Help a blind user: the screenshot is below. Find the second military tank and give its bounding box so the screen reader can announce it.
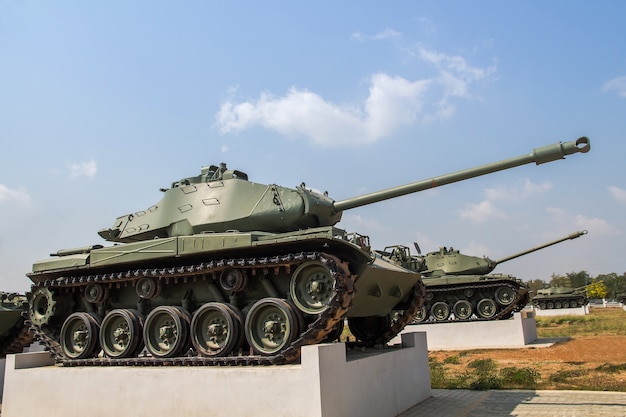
[0,292,35,355]
[379,230,588,323]
[530,285,590,309]
[25,137,590,366]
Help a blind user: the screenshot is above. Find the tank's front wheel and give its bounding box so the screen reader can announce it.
[245,298,300,355]
[348,315,391,343]
[290,261,335,315]
[100,309,144,358]
[495,286,516,306]
[60,312,101,359]
[191,303,243,357]
[144,306,191,358]
[477,299,497,319]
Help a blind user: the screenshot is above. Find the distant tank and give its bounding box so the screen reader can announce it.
[26,137,590,366]
[0,292,34,355]
[379,230,588,323]
[531,285,590,309]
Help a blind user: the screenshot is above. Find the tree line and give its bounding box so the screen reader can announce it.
[525,271,626,300]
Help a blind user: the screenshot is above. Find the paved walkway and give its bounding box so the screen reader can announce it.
[399,389,626,416]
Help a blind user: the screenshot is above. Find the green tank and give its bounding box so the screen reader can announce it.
[0,292,34,355]
[531,285,590,309]
[26,137,590,366]
[381,230,587,323]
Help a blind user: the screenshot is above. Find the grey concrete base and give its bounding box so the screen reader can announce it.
[533,305,589,316]
[2,332,430,417]
[390,312,538,350]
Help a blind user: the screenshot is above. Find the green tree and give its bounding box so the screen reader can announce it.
[566,271,591,288]
[549,273,571,287]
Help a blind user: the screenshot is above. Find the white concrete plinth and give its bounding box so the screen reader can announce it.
[533,305,589,316]
[2,332,430,417]
[390,312,537,350]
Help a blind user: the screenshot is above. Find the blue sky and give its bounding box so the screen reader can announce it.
[1,1,625,292]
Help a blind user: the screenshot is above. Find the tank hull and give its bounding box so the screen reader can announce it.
[27,227,424,366]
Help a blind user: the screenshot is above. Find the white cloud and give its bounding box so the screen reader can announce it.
[67,160,97,179]
[350,29,401,42]
[574,214,619,236]
[484,179,552,202]
[214,47,496,148]
[608,186,626,204]
[458,200,507,224]
[221,145,230,153]
[602,76,626,98]
[0,184,31,205]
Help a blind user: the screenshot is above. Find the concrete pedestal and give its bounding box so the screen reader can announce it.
[2,332,430,417]
[533,305,589,316]
[390,312,537,350]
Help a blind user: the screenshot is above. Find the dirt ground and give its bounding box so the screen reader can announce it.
[429,310,626,391]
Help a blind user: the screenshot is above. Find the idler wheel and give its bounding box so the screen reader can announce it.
[191,302,243,357]
[244,298,299,355]
[289,261,335,315]
[136,277,160,299]
[347,315,391,343]
[28,287,57,326]
[84,283,108,304]
[431,302,451,321]
[144,306,191,358]
[477,299,497,319]
[453,300,473,320]
[411,306,429,324]
[494,286,516,306]
[60,312,101,359]
[100,309,145,358]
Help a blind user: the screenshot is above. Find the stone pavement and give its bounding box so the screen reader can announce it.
[398,389,626,416]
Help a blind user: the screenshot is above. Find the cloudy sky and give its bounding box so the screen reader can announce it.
[1,1,625,293]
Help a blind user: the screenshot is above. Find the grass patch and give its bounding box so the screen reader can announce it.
[595,363,626,373]
[536,308,626,337]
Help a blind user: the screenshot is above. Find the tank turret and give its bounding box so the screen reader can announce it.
[97,138,590,243]
[26,137,590,366]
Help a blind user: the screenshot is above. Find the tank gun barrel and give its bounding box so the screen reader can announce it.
[494,230,588,265]
[332,137,590,212]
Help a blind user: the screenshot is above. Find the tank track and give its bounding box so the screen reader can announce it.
[0,319,35,356]
[28,251,358,366]
[413,281,528,324]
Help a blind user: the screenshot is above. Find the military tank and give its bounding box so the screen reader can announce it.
[380,230,587,323]
[26,137,590,366]
[0,292,35,355]
[531,285,590,309]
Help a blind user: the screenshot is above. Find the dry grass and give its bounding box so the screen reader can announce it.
[428,307,626,391]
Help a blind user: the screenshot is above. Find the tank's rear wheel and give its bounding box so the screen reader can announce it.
[453,300,473,320]
[245,298,300,355]
[289,261,335,315]
[348,315,391,343]
[191,302,242,357]
[431,302,451,321]
[477,299,497,319]
[28,287,57,326]
[495,286,516,306]
[60,312,101,359]
[144,306,191,358]
[570,300,578,308]
[411,306,428,324]
[100,309,144,358]
[555,301,562,309]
